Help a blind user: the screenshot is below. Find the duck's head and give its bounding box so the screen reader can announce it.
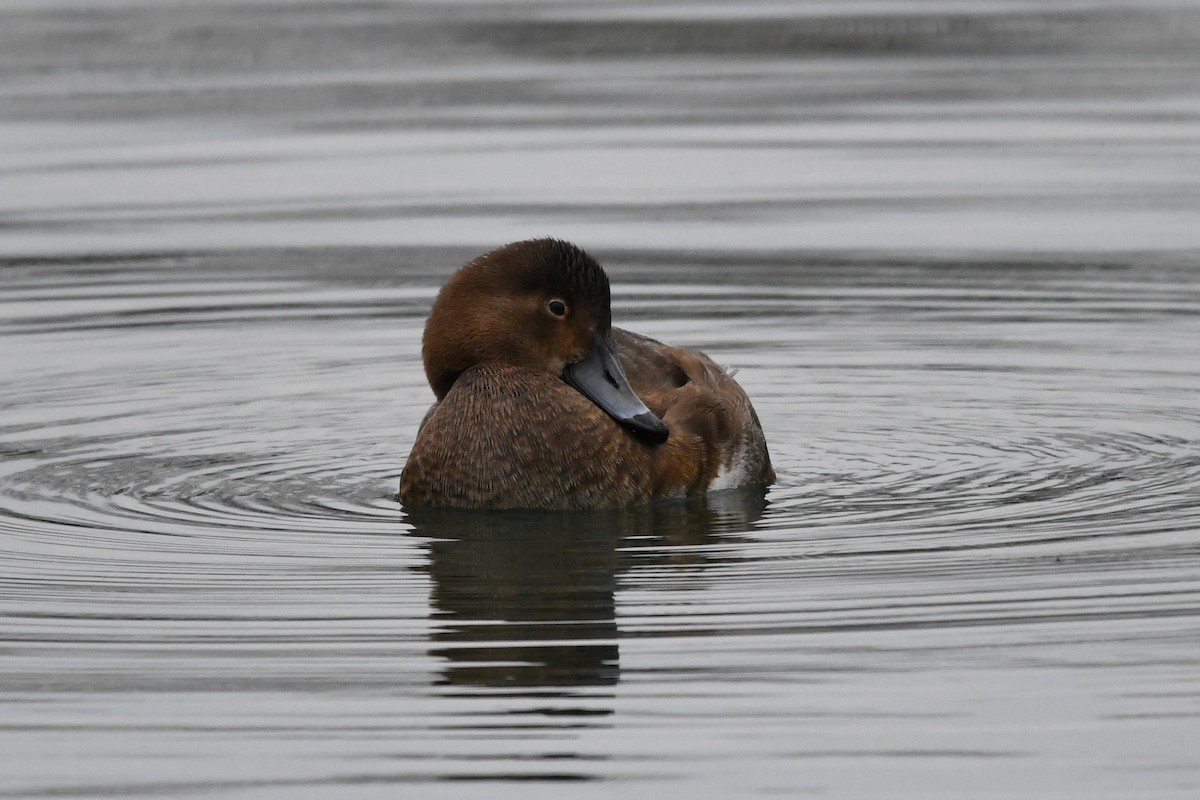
[422,238,669,443]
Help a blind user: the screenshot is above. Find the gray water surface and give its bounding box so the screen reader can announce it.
[3,2,1200,798]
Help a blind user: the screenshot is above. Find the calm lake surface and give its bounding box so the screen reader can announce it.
[3,1,1200,797]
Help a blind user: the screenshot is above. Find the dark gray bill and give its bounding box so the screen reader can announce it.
[563,333,670,444]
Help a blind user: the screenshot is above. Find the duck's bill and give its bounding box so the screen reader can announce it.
[564,334,670,444]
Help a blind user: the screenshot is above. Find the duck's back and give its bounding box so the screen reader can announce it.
[613,328,775,493]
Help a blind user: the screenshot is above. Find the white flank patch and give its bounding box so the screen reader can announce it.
[708,446,751,492]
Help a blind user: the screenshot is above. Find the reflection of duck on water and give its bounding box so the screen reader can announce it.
[416,510,620,689]
[408,488,769,691]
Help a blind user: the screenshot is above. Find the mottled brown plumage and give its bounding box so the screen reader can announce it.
[399,239,774,510]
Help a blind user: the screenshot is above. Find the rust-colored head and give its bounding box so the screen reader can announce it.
[422,239,611,400]
[420,239,669,443]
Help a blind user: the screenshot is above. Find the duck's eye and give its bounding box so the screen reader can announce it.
[547,299,568,318]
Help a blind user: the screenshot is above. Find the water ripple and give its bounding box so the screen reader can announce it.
[5,1,1200,795]
[2,249,1199,798]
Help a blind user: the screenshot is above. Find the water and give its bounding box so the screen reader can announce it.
[2,1,1200,797]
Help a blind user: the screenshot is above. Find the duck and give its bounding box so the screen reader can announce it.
[399,238,774,510]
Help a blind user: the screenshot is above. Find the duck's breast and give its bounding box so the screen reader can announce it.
[401,363,657,510]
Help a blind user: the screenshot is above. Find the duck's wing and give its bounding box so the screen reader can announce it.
[613,326,747,413]
[611,327,689,400]
[612,327,775,494]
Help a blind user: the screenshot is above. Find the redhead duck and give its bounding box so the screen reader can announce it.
[399,239,774,510]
